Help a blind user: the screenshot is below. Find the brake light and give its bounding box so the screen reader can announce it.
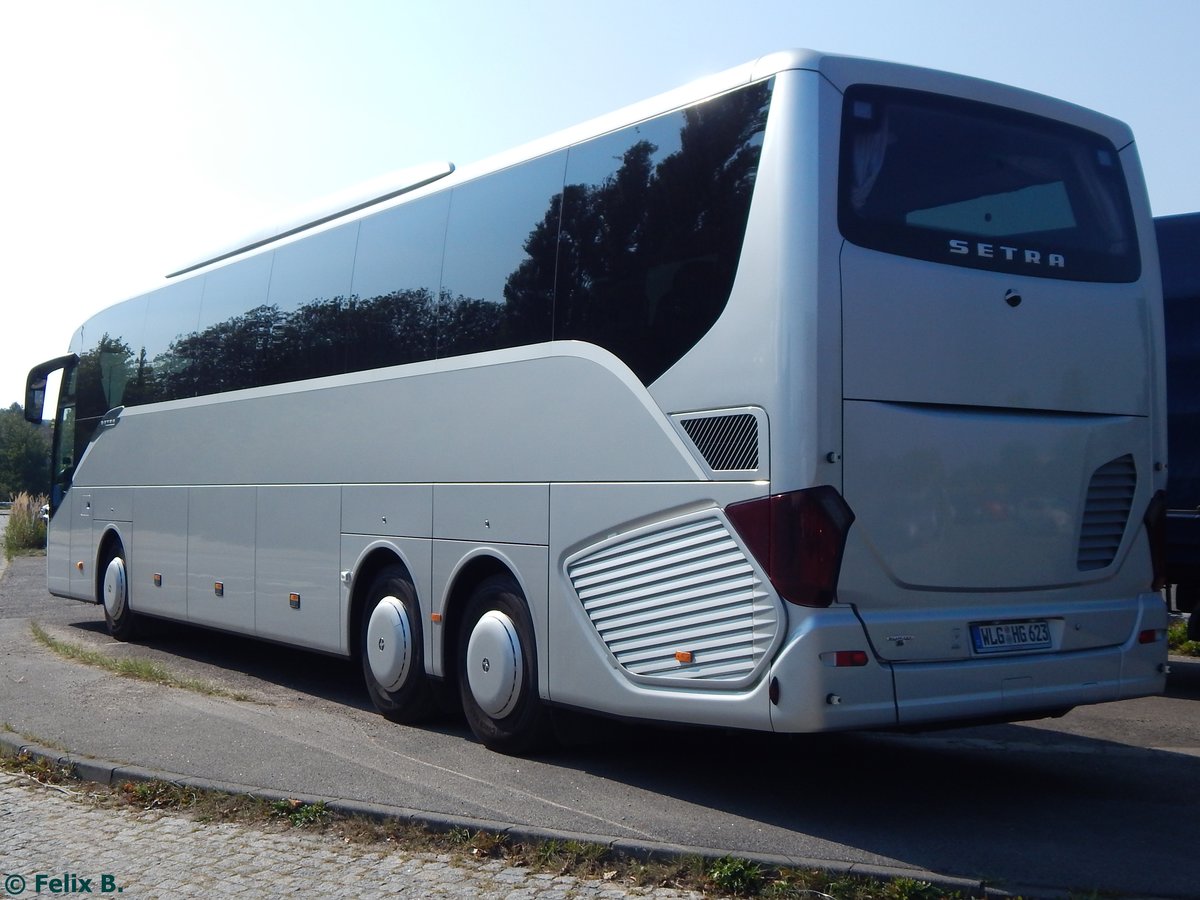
[726,486,856,607]
[820,650,870,667]
[1144,490,1167,592]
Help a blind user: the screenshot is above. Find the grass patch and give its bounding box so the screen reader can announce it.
[708,855,764,895]
[4,748,76,785]
[3,492,47,560]
[122,778,204,811]
[28,621,253,701]
[1168,620,1200,657]
[271,798,332,828]
[529,837,609,871]
[115,778,280,824]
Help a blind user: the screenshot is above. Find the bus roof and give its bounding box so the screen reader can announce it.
[165,48,1132,281]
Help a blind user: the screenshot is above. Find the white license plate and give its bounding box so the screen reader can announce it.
[970,620,1051,654]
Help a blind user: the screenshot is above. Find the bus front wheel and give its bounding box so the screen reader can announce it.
[361,566,435,724]
[100,543,138,641]
[458,575,549,755]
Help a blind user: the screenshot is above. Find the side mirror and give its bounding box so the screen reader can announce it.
[25,380,47,423]
[24,354,77,423]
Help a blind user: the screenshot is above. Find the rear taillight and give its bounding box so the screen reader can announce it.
[1144,489,1167,592]
[821,650,870,667]
[726,486,856,607]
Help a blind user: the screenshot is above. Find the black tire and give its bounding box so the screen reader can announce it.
[457,574,550,755]
[361,565,436,724]
[99,542,138,641]
[1189,612,1200,642]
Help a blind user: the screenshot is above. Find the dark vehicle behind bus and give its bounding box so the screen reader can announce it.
[1158,211,1200,639]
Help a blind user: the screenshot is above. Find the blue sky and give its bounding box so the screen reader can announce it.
[3,0,1198,407]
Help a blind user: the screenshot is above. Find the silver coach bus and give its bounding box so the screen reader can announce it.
[26,50,1168,753]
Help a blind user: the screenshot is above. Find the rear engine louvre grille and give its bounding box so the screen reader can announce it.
[566,514,778,683]
[1077,454,1137,571]
[680,413,759,471]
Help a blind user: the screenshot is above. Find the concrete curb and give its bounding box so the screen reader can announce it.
[0,731,1031,898]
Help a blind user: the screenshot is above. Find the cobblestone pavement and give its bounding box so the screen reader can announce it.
[0,774,704,899]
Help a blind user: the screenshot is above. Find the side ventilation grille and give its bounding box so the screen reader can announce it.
[566,514,779,684]
[1077,455,1137,571]
[680,413,759,471]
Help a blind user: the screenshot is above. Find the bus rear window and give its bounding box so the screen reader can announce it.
[838,85,1140,282]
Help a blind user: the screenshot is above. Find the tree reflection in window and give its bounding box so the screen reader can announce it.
[71,78,773,418]
[550,80,771,382]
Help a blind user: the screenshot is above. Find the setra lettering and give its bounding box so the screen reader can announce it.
[949,239,1065,270]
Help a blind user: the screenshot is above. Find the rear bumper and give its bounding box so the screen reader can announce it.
[766,592,1167,733]
[891,591,1166,727]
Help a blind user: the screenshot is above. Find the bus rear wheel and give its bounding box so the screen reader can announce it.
[100,542,138,641]
[458,574,549,755]
[361,566,435,724]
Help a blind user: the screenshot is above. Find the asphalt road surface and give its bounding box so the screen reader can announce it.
[2,551,1197,898]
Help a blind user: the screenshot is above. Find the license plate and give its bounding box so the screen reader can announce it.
[970,619,1052,654]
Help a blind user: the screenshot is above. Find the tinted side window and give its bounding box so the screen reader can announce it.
[556,80,771,383]
[75,298,148,421]
[839,85,1140,283]
[182,251,274,395]
[73,299,148,469]
[133,279,204,405]
[263,224,359,384]
[349,193,449,370]
[438,152,566,357]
